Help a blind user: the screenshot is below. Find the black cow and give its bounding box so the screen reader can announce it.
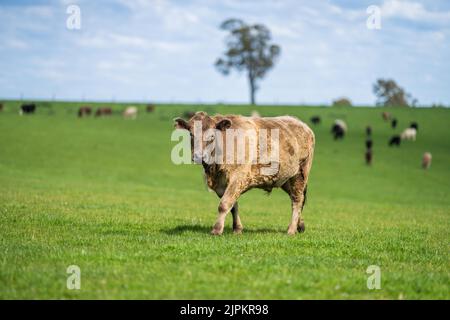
[21,103,36,114]
[366,139,373,149]
[365,149,372,165]
[331,124,345,140]
[310,116,321,125]
[366,126,372,136]
[389,135,401,147]
[391,118,398,129]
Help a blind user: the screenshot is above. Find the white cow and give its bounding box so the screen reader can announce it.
[401,128,416,141]
[123,106,138,120]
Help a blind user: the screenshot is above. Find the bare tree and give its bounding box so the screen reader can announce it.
[215,18,281,105]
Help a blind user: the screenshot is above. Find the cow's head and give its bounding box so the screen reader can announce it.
[173,111,231,165]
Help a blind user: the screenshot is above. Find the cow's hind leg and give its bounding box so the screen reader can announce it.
[282,156,312,235]
[231,202,243,234]
[282,177,306,235]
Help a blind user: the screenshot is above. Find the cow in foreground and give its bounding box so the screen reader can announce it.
[174,112,315,235]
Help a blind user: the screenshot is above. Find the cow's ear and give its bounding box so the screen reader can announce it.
[195,111,207,117]
[216,119,232,131]
[174,117,190,130]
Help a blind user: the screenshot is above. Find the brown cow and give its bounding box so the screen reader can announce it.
[174,111,315,236]
[422,152,432,169]
[78,106,92,117]
[95,107,112,117]
[146,104,155,112]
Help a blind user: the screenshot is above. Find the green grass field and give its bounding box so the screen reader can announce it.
[0,101,449,299]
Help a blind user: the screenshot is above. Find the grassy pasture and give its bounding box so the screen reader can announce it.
[0,101,449,299]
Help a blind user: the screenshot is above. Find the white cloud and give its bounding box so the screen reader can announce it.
[381,0,450,23]
[23,5,55,18]
[3,39,29,49]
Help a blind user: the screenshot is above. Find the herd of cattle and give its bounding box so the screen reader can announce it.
[5,102,156,118]
[77,104,155,118]
[308,111,431,169]
[4,102,431,169]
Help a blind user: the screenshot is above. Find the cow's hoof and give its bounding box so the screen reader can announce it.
[297,222,305,233]
[210,228,223,236]
[287,228,297,236]
[233,227,243,234]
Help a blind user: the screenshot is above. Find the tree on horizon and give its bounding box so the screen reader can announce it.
[215,18,281,105]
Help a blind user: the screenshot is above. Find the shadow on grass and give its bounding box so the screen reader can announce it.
[162,224,284,235]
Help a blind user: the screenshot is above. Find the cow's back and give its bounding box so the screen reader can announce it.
[216,115,314,188]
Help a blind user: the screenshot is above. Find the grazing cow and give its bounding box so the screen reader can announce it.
[146,104,155,113]
[331,119,347,140]
[410,122,418,131]
[366,139,373,149]
[123,106,138,119]
[422,152,432,169]
[382,111,391,121]
[174,111,315,235]
[20,103,36,114]
[310,116,321,125]
[401,128,417,141]
[389,135,401,146]
[391,118,398,129]
[251,110,261,117]
[0,103,3,112]
[366,126,372,136]
[78,106,92,118]
[95,107,112,117]
[365,149,372,165]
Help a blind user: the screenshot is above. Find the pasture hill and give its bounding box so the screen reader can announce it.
[0,101,449,299]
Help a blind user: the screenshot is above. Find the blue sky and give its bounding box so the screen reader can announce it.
[0,0,449,105]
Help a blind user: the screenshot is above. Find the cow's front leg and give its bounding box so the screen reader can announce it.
[211,182,243,235]
[231,202,243,234]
